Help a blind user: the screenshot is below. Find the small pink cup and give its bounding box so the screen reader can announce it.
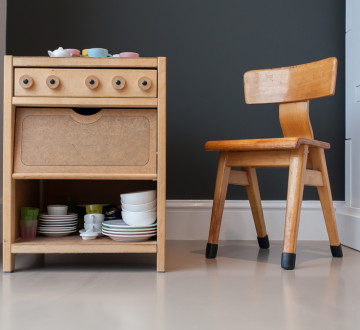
[118,52,140,58]
[20,220,38,239]
[66,49,80,57]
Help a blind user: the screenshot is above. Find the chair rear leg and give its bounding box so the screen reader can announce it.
[282,146,308,270]
[245,167,269,249]
[206,152,231,258]
[309,148,343,257]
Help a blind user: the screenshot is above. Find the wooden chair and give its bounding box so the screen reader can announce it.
[205,57,343,270]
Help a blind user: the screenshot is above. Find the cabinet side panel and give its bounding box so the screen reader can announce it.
[3,55,15,272]
[157,57,166,272]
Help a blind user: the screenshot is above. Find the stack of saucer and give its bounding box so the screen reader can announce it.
[120,190,157,227]
[37,213,78,237]
[102,220,157,242]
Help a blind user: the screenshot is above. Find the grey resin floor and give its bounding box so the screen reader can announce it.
[1,240,360,330]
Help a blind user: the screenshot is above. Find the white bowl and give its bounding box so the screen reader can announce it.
[121,199,157,212]
[120,190,156,205]
[47,205,68,215]
[121,210,157,226]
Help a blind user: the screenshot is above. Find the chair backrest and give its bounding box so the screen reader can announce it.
[243,58,337,139]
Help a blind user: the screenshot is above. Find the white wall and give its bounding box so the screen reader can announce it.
[0,0,6,239]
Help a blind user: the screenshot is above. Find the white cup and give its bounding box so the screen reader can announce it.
[47,205,68,215]
[84,213,104,232]
[84,223,102,232]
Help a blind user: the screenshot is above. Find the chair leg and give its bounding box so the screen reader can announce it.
[282,146,308,270]
[206,152,231,258]
[309,148,343,257]
[245,167,269,249]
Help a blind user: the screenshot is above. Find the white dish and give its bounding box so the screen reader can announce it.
[39,212,77,218]
[102,220,157,229]
[102,229,157,235]
[121,210,156,226]
[39,232,76,237]
[121,199,157,212]
[120,190,156,204]
[38,228,77,232]
[79,229,102,235]
[104,233,156,242]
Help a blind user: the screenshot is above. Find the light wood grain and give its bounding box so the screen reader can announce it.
[205,137,329,151]
[12,173,158,180]
[157,57,167,272]
[14,108,157,176]
[227,150,291,168]
[244,57,337,104]
[14,68,157,98]
[309,148,341,246]
[12,97,157,108]
[279,101,313,139]
[303,169,324,187]
[245,168,267,238]
[208,152,231,244]
[12,236,157,254]
[13,57,158,68]
[283,145,308,253]
[228,170,249,186]
[3,56,15,272]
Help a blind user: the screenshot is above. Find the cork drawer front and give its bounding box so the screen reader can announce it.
[14,68,157,98]
[13,108,157,175]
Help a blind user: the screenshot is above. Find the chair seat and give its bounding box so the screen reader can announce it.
[205,137,330,151]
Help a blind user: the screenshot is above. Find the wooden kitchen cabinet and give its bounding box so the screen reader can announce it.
[2,56,166,272]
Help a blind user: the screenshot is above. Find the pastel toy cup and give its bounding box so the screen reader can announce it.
[66,49,80,57]
[85,204,103,214]
[87,48,112,58]
[82,49,88,57]
[20,219,38,239]
[21,207,39,220]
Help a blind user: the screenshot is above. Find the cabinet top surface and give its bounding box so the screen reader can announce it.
[6,56,164,68]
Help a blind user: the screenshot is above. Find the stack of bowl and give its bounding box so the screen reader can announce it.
[120,190,157,226]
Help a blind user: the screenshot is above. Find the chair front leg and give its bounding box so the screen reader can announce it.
[244,167,269,249]
[206,151,231,258]
[309,147,343,257]
[282,145,308,270]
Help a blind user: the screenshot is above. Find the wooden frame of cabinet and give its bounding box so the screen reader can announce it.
[2,56,166,272]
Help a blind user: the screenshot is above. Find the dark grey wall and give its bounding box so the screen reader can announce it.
[6,0,345,200]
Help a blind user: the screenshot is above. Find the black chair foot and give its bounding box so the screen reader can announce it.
[281,252,296,270]
[257,235,270,249]
[330,244,343,257]
[206,243,218,258]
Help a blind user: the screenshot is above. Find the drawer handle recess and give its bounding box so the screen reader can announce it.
[138,77,152,91]
[85,75,99,89]
[46,75,60,89]
[112,76,126,90]
[19,75,33,89]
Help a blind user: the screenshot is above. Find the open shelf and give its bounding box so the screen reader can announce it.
[11,235,157,254]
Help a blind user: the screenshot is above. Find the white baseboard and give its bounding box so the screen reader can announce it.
[336,204,360,251]
[166,200,345,241]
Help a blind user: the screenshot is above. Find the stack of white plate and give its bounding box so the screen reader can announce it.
[120,190,157,227]
[102,220,157,242]
[37,212,78,237]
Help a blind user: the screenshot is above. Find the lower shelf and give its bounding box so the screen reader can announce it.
[11,235,157,254]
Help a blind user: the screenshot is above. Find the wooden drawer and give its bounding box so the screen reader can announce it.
[14,68,157,98]
[13,108,157,176]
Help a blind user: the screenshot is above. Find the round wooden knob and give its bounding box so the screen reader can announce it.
[85,75,99,89]
[138,77,152,91]
[46,75,60,89]
[19,75,33,89]
[112,76,126,90]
